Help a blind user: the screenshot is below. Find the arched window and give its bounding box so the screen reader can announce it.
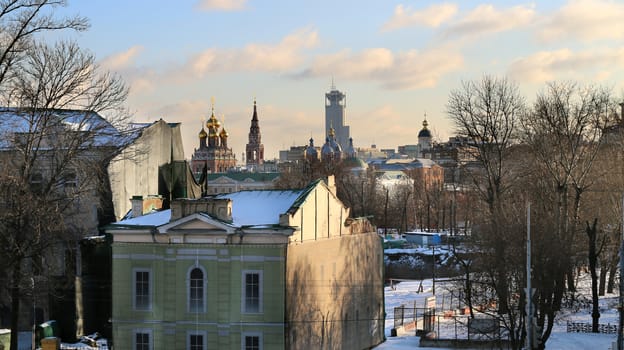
[189,267,204,313]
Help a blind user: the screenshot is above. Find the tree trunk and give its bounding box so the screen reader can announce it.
[586,219,600,332]
[10,264,21,350]
[598,263,607,296]
[607,261,617,294]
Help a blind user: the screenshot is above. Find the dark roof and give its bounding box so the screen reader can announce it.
[207,172,280,182]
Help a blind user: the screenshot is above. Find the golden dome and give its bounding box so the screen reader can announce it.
[328,126,336,137]
[199,127,207,139]
[220,127,228,138]
[206,112,220,130]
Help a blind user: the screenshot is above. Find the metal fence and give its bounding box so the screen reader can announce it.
[567,321,618,334]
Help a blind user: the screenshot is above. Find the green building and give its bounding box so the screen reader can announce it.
[106,177,384,350]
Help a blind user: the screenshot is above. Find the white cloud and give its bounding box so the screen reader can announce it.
[381,3,458,31]
[538,0,624,42]
[99,46,144,71]
[179,29,319,79]
[441,4,535,40]
[299,47,463,90]
[508,47,624,83]
[194,0,247,11]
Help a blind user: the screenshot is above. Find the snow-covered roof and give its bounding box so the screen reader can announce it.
[111,188,305,229]
[111,209,172,227]
[0,108,140,149]
[217,189,304,227]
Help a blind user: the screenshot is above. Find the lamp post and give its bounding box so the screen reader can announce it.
[618,194,624,350]
[31,276,35,350]
[432,245,436,296]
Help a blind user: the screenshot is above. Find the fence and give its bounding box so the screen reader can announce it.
[566,321,618,334]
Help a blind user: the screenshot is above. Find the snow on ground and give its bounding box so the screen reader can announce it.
[375,276,617,349]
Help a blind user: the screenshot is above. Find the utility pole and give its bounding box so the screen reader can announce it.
[526,202,534,350]
[432,245,436,295]
[618,194,624,350]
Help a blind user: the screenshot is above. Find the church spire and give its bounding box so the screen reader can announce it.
[246,98,264,168]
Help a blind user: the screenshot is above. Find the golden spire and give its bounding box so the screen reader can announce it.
[422,111,429,129]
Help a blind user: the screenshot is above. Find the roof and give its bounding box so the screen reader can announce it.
[207,172,280,182]
[111,209,172,227]
[111,187,306,229]
[0,108,134,149]
[217,189,304,226]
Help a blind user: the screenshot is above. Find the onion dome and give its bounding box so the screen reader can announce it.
[328,126,342,153]
[219,127,228,138]
[321,137,334,156]
[206,111,220,130]
[305,137,318,160]
[418,118,431,138]
[199,127,207,139]
[346,137,356,158]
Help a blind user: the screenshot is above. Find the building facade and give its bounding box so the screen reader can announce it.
[190,105,237,176]
[107,177,385,350]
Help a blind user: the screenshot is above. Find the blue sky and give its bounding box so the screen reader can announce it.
[52,0,624,160]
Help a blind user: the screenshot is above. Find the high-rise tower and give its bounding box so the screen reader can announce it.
[325,83,350,152]
[245,99,264,168]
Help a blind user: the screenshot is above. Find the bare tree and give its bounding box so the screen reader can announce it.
[447,75,524,303]
[0,0,88,91]
[520,82,614,347]
[0,25,128,350]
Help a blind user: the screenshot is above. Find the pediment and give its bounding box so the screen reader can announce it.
[158,213,233,234]
[213,176,236,184]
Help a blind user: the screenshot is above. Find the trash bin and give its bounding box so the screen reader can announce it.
[41,337,60,350]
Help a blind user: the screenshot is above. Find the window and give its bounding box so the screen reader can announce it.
[188,331,206,350]
[189,267,204,313]
[133,269,151,311]
[133,330,152,350]
[63,172,77,188]
[29,172,43,192]
[242,270,262,313]
[242,333,262,350]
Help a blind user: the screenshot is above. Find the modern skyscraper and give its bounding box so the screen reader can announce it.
[246,99,264,168]
[325,83,350,152]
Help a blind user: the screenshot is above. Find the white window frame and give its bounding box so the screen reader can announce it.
[241,332,263,350]
[132,268,152,311]
[241,270,263,314]
[187,264,207,313]
[187,330,207,350]
[132,328,153,350]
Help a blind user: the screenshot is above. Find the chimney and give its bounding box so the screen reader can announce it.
[326,175,337,195]
[130,195,164,218]
[170,198,232,222]
[131,195,143,218]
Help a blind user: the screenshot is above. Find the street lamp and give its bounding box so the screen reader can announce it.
[432,245,436,296]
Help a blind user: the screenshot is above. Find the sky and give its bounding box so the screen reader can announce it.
[49,0,624,161]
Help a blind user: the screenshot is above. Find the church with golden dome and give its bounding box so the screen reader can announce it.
[190,103,237,177]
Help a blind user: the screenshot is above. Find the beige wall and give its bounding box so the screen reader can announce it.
[285,232,385,349]
[285,180,351,243]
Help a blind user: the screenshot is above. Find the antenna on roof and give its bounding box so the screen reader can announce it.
[331,76,335,90]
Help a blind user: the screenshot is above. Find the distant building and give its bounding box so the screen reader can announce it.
[190,103,237,177]
[107,177,385,350]
[325,84,350,151]
[245,100,264,169]
[204,171,280,195]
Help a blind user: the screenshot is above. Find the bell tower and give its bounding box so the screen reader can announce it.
[245,99,264,168]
